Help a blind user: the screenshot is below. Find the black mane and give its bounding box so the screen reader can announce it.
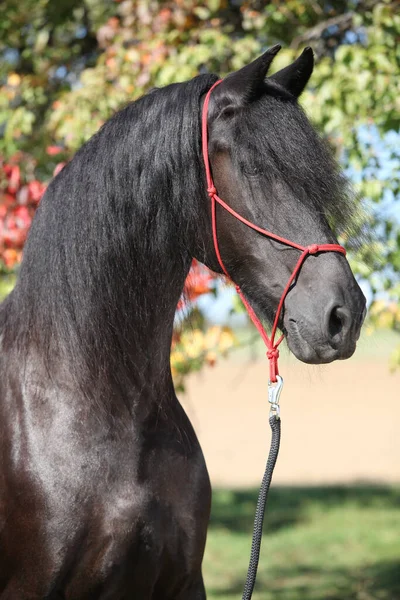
[2,74,218,392]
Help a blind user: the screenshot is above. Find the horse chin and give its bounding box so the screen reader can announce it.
[285,319,357,365]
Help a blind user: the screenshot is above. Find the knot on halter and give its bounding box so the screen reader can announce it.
[207,186,217,198]
[308,244,320,255]
[267,348,280,361]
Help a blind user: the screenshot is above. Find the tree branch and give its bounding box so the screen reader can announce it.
[290,13,354,50]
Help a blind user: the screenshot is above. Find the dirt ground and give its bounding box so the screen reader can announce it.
[181,354,400,487]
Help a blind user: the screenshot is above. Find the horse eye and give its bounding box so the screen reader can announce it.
[220,106,236,119]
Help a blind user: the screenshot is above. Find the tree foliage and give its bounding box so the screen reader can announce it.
[1,0,399,374]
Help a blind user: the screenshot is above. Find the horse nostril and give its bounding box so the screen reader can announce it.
[327,305,351,342]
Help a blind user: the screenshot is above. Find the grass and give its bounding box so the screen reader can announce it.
[204,485,400,599]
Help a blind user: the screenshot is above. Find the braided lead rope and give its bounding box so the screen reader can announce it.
[242,414,281,600]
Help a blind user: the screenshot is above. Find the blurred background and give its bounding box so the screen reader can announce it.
[0,1,399,598]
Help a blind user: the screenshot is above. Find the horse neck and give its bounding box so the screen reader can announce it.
[11,118,206,408]
[12,208,194,411]
[8,76,220,416]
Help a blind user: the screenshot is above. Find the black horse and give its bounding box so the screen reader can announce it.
[0,47,365,598]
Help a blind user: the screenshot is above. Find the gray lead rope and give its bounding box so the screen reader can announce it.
[242,376,283,600]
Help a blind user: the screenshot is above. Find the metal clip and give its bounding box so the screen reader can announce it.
[268,375,284,418]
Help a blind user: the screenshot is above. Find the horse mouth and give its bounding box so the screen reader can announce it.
[285,318,356,364]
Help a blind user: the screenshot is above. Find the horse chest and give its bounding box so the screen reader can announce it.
[54,434,209,597]
[0,386,211,598]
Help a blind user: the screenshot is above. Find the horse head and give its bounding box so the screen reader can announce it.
[198,47,366,364]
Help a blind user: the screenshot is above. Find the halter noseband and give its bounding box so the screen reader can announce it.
[201,79,346,383]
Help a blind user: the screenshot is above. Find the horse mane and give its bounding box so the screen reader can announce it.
[2,74,218,392]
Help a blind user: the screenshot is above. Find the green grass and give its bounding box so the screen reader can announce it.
[204,486,400,599]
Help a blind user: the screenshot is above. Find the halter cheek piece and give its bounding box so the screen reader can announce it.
[201,79,346,384]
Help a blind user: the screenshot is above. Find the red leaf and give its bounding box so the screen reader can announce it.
[28,180,45,202]
[53,162,66,177]
[46,145,63,156]
[7,166,20,192]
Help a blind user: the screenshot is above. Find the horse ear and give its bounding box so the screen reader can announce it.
[219,45,281,104]
[269,47,314,97]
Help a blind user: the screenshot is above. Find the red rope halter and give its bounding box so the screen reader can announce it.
[201,79,346,382]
